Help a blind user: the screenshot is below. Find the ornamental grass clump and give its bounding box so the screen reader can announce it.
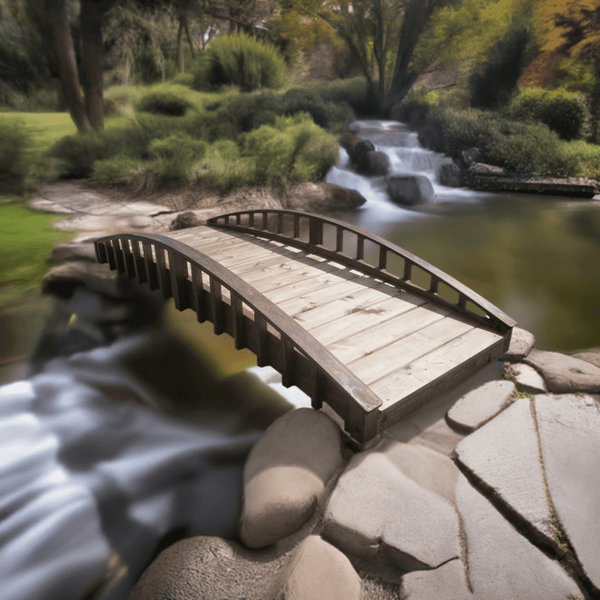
[0,117,31,194]
[149,134,207,181]
[193,32,286,93]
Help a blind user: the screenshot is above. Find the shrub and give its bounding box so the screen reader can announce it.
[311,77,373,117]
[149,134,207,181]
[281,88,353,131]
[192,32,286,92]
[171,72,194,87]
[0,117,30,194]
[135,89,194,116]
[92,154,140,184]
[506,88,591,141]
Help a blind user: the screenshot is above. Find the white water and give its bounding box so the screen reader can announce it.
[325,120,485,222]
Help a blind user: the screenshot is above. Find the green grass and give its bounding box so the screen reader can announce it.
[0,202,76,309]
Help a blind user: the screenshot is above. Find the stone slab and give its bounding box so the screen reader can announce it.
[454,398,555,546]
[503,362,548,393]
[239,408,343,548]
[502,327,535,361]
[456,475,583,600]
[401,559,471,600]
[525,349,600,393]
[282,536,363,600]
[535,394,600,589]
[446,379,515,433]
[572,350,600,369]
[323,439,461,571]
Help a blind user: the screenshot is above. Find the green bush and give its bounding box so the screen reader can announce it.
[135,89,194,116]
[0,117,30,194]
[192,32,286,92]
[149,133,207,180]
[172,72,194,87]
[281,88,353,131]
[506,88,591,141]
[92,154,140,184]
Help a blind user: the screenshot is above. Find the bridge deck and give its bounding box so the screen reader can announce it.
[95,210,514,443]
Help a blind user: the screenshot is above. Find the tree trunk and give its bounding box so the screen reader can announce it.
[177,18,185,72]
[80,0,110,131]
[184,12,196,59]
[47,0,91,132]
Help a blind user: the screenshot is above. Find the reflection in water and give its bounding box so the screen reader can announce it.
[325,121,600,353]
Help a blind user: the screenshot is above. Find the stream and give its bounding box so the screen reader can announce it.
[324,120,600,353]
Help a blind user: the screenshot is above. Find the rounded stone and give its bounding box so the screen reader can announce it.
[239,408,344,548]
[387,174,435,206]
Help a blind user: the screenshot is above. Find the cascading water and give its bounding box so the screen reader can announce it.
[326,120,482,222]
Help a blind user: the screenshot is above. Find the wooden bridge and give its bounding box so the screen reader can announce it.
[94,209,515,443]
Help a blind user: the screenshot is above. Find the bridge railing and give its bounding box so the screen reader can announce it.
[208,209,516,332]
[94,232,382,443]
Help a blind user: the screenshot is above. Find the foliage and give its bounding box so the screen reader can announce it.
[281,87,353,130]
[0,117,30,194]
[148,133,207,180]
[192,32,286,92]
[135,89,194,116]
[469,21,534,110]
[91,154,140,184]
[505,87,591,140]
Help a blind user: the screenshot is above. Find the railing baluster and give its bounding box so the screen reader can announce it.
[378,245,387,270]
[110,239,122,273]
[356,235,365,261]
[310,367,323,409]
[191,266,206,322]
[210,277,224,334]
[403,260,412,281]
[277,212,284,234]
[458,293,467,308]
[254,313,268,367]
[429,276,439,294]
[131,239,146,284]
[249,212,255,228]
[231,293,245,350]
[336,226,343,252]
[156,247,171,299]
[123,239,136,280]
[143,242,158,291]
[309,217,323,247]
[293,214,300,239]
[281,337,295,387]
[169,250,189,310]
[96,242,108,264]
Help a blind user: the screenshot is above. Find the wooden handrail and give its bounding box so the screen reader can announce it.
[94,232,383,442]
[208,209,516,332]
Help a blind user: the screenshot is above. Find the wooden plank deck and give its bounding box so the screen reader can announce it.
[95,209,514,443]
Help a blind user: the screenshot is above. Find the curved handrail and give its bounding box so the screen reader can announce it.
[207,209,516,332]
[94,231,383,441]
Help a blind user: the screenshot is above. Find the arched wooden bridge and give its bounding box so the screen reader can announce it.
[94,209,515,443]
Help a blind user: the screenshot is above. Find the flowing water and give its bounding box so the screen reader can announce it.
[325,120,600,353]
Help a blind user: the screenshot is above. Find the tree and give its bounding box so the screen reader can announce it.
[554,0,600,142]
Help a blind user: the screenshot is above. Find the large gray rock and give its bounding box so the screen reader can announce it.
[282,536,363,600]
[401,559,471,600]
[42,262,128,299]
[239,408,344,548]
[349,139,375,165]
[356,151,390,176]
[502,327,535,361]
[454,398,555,547]
[438,162,462,187]
[456,475,583,600]
[47,243,97,264]
[285,182,366,212]
[387,174,435,206]
[535,394,600,589]
[468,162,507,176]
[130,536,287,600]
[503,361,548,393]
[461,147,481,167]
[524,348,600,393]
[446,379,515,433]
[322,439,461,571]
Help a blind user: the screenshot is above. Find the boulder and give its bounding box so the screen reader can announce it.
[356,151,390,176]
[461,147,481,167]
[285,182,366,212]
[47,243,97,264]
[348,139,375,165]
[387,174,435,206]
[170,211,202,231]
[282,536,363,600]
[572,349,600,369]
[502,327,535,361]
[446,379,515,433]
[401,559,471,600]
[524,348,600,393]
[42,262,128,300]
[130,536,286,600]
[239,408,344,548]
[438,162,462,187]
[468,162,507,176]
